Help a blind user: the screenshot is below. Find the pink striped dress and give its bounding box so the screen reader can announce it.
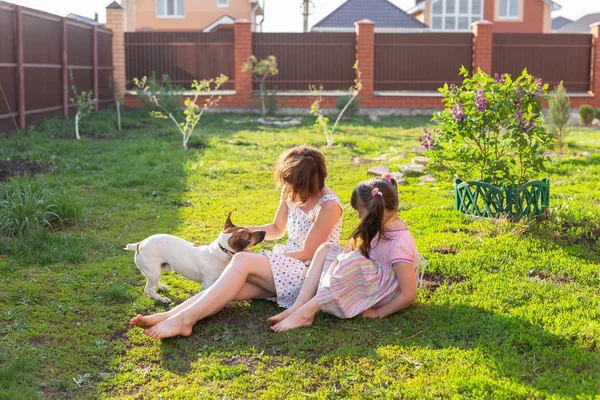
[315,228,419,319]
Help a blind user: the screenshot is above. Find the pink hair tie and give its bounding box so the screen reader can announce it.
[383,173,392,181]
[371,188,383,197]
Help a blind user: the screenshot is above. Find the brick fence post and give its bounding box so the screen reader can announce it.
[234,19,253,107]
[355,20,375,107]
[105,2,125,102]
[472,20,494,74]
[591,23,600,108]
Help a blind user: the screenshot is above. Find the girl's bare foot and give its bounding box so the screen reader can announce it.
[267,300,306,325]
[270,300,319,332]
[144,314,193,339]
[130,312,173,329]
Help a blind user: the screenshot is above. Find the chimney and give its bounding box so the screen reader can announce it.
[95,12,99,22]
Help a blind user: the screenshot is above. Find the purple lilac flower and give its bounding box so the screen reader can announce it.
[494,73,506,84]
[451,101,465,122]
[524,118,535,133]
[534,78,543,98]
[475,87,487,113]
[419,128,436,151]
[515,101,524,125]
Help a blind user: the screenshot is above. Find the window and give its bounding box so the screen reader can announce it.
[157,0,184,17]
[498,0,519,19]
[430,0,485,31]
[217,0,229,7]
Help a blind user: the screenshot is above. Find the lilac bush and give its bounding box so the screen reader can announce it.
[424,67,554,186]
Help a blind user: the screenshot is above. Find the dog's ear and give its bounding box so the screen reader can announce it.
[223,212,234,230]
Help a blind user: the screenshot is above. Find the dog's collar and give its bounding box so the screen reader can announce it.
[218,242,236,257]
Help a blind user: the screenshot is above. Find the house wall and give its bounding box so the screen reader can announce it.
[134,0,254,31]
[417,0,551,33]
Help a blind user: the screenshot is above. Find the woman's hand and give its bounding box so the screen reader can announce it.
[360,308,381,318]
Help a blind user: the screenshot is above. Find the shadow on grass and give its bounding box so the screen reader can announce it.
[153,301,598,397]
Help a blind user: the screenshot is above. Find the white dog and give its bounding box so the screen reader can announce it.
[124,214,266,303]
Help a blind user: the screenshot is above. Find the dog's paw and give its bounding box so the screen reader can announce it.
[160,297,172,304]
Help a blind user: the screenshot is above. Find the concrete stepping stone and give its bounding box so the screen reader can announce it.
[412,156,430,165]
[420,175,436,183]
[397,163,425,175]
[367,164,390,176]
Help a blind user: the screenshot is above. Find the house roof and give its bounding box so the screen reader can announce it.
[551,16,572,31]
[67,13,100,25]
[312,0,428,31]
[558,13,600,33]
[409,0,562,14]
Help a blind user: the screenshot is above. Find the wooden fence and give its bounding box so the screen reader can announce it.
[493,33,592,92]
[125,32,235,90]
[0,3,113,133]
[374,33,473,91]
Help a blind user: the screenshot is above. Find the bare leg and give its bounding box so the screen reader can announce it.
[268,243,331,325]
[271,298,321,332]
[130,280,269,329]
[144,253,275,338]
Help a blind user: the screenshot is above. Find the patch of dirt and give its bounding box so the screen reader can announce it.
[432,246,458,255]
[421,273,467,292]
[0,159,48,182]
[528,269,573,285]
[222,355,265,374]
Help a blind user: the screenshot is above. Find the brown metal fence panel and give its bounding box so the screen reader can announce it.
[0,3,113,133]
[252,33,356,91]
[0,7,17,131]
[125,32,235,90]
[493,33,592,92]
[374,33,472,91]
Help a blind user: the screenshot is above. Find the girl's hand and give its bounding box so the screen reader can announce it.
[360,308,381,319]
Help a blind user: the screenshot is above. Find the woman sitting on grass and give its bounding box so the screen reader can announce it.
[130,145,343,338]
[268,174,420,332]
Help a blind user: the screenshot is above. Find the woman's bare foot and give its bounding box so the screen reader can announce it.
[130,312,173,329]
[267,300,306,325]
[144,314,193,339]
[270,299,319,332]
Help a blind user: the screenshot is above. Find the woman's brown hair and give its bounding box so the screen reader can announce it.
[274,146,328,204]
[348,176,399,258]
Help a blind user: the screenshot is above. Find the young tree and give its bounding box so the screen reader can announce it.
[310,62,362,147]
[243,55,279,117]
[69,69,97,140]
[548,81,571,154]
[134,74,228,150]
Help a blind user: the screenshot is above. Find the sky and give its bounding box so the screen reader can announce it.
[3,0,600,31]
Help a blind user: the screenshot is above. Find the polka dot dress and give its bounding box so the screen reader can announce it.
[262,194,343,309]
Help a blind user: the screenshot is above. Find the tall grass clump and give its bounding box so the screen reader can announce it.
[0,178,81,237]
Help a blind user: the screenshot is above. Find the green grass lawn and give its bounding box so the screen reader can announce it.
[1,110,599,399]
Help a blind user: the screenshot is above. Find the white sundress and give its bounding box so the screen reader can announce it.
[261,194,343,308]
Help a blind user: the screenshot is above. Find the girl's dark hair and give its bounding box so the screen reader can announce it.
[348,176,399,258]
[274,145,328,204]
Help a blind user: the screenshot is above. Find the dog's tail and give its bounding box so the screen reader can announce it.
[124,243,139,252]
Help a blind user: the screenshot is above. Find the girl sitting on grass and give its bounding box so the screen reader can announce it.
[268,174,421,332]
[130,145,343,339]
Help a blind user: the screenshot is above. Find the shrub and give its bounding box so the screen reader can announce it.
[548,81,571,153]
[69,69,97,140]
[425,67,552,187]
[336,95,360,117]
[0,178,81,237]
[134,74,229,150]
[134,73,183,117]
[596,109,600,120]
[243,55,279,117]
[311,62,362,147]
[579,104,595,125]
